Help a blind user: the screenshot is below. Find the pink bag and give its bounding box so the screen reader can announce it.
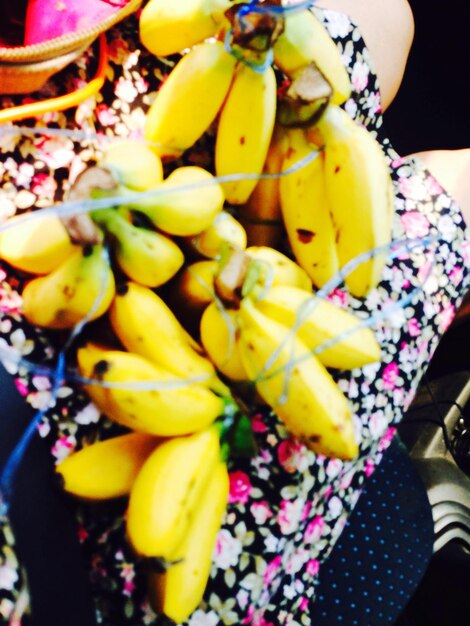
[24,0,130,44]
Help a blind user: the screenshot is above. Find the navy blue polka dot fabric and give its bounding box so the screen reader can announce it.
[311,436,434,625]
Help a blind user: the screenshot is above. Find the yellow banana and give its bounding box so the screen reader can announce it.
[148,459,229,623]
[215,62,277,205]
[173,259,218,309]
[254,284,381,369]
[188,210,247,259]
[0,215,75,275]
[140,0,231,57]
[239,124,288,248]
[100,140,163,191]
[127,166,225,237]
[273,8,351,105]
[200,301,247,381]
[93,209,184,288]
[279,128,339,288]
[109,282,227,394]
[245,246,312,291]
[144,41,237,160]
[126,425,221,559]
[76,343,225,437]
[238,297,357,460]
[316,105,394,297]
[56,432,160,500]
[22,244,115,329]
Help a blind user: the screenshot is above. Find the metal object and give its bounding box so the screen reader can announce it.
[398,371,470,553]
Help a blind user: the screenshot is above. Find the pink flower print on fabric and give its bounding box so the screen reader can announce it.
[449,266,464,286]
[31,173,57,199]
[243,606,275,626]
[263,555,283,585]
[364,457,375,477]
[400,211,431,239]
[250,501,273,525]
[306,558,320,577]
[407,317,421,337]
[278,499,305,535]
[96,104,120,127]
[251,412,267,433]
[228,470,252,505]
[438,302,455,333]
[277,438,308,473]
[213,529,242,569]
[382,362,399,390]
[304,515,326,544]
[351,61,369,92]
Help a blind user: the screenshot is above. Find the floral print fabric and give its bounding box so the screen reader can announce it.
[1,7,469,625]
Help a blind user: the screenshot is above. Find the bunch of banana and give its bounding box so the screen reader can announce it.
[92,208,185,288]
[56,432,161,500]
[313,104,395,297]
[22,243,116,330]
[76,342,226,437]
[108,281,228,395]
[139,0,232,57]
[147,457,229,623]
[237,296,358,460]
[0,215,76,275]
[273,6,351,106]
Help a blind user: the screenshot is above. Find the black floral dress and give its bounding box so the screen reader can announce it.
[0,7,469,626]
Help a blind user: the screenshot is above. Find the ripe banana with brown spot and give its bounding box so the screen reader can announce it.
[76,343,225,437]
[238,297,357,460]
[279,127,339,288]
[316,104,395,296]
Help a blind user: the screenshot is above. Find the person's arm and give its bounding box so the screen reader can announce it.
[316,0,415,111]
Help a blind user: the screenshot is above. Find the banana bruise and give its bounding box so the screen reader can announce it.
[280,128,339,288]
[316,105,394,297]
[200,301,247,382]
[238,298,357,460]
[239,124,288,248]
[215,62,277,205]
[126,426,222,560]
[0,215,75,275]
[56,432,160,500]
[245,246,312,292]
[22,244,115,329]
[148,459,229,623]
[76,343,224,437]
[273,8,351,105]
[140,0,231,57]
[109,282,227,394]
[100,140,163,191]
[127,166,225,237]
[144,41,237,160]
[254,284,381,370]
[94,209,184,288]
